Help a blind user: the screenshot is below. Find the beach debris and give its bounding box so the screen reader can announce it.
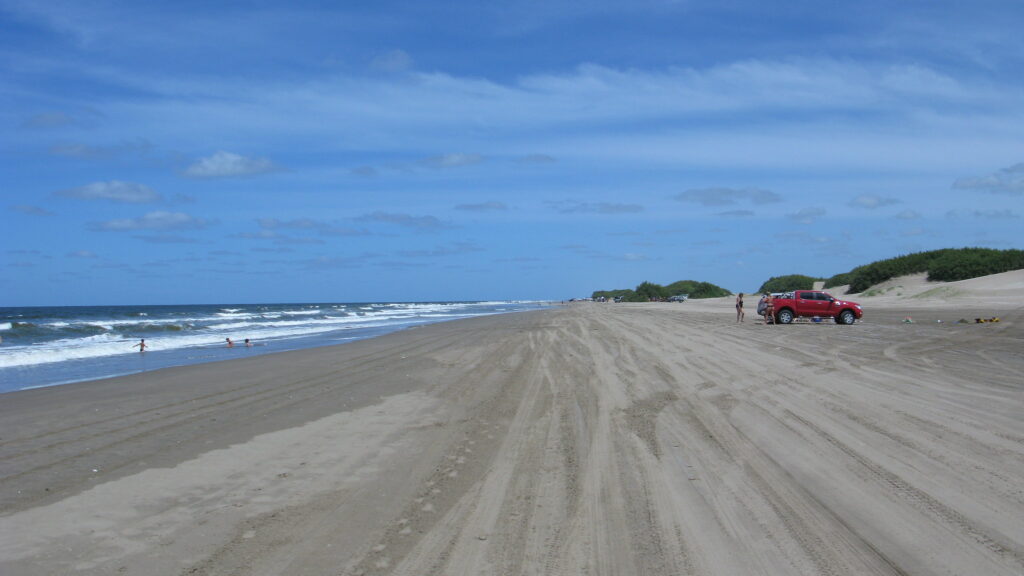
[975,317,1001,323]
[902,316,914,323]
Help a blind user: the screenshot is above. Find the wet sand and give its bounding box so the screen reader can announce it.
[2,272,1023,575]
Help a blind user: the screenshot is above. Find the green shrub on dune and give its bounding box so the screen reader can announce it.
[664,280,731,299]
[757,274,823,294]
[595,248,1022,301]
[591,288,639,301]
[831,248,1023,294]
[927,248,1024,282]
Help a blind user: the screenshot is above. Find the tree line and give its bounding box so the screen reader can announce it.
[592,280,731,302]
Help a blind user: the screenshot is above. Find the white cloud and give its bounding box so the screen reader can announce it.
[21,111,75,129]
[183,151,277,179]
[49,139,152,159]
[11,205,54,216]
[788,207,826,224]
[675,188,782,206]
[357,212,453,231]
[258,218,320,230]
[894,209,922,220]
[421,153,484,168]
[57,181,161,203]
[96,211,210,231]
[552,201,644,214]
[371,49,413,72]
[455,201,508,212]
[67,250,97,258]
[132,234,201,244]
[946,208,1019,219]
[255,218,369,237]
[398,242,483,257]
[952,162,1024,194]
[61,57,1022,180]
[517,154,557,164]
[849,194,899,209]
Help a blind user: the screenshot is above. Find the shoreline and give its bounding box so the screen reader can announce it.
[0,302,555,394]
[2,299,1022,575]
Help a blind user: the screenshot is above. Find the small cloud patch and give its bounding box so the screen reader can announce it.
[849,194,899,209]
[552,201,643,214]
[371,49,413,72]
[357,211,453,231]
[421,153,483,168]
[517,154,557,164]
[11,205,54,216]
[675,187,782,206]
[57,181,161,203]
[788,207,826,224]
[95,211,211,231]
[952,163,1024,195]
[184,151,277,179]
[455,201,508,212]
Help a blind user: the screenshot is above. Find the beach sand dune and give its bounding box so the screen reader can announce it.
[2,279,1023,575]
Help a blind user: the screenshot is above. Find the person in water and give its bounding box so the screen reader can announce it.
[244,338,252,347]
[226,338,234,348]
[133,339,148,352]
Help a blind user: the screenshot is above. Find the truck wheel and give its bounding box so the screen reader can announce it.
[839,310,856,325]
[777,309,794,324]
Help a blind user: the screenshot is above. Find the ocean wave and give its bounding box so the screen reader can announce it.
[0,301,549,373]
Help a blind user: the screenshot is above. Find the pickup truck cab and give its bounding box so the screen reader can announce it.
[771,290,863,325]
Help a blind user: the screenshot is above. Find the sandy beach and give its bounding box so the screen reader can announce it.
[2,272,1023,575]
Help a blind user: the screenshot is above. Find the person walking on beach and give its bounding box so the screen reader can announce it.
[735,293,745,323]
[133,338,148,352]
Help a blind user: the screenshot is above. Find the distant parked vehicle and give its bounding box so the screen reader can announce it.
[770,290,863,325]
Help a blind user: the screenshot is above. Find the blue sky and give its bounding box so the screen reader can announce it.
[3,1,1023,305]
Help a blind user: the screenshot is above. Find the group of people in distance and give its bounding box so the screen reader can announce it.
[735,292,775,324]
[133,337,252,352]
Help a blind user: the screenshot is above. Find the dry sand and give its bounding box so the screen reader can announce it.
[2,271,1023,575]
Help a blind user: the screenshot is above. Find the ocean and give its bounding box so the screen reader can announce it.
[0,301,549,393]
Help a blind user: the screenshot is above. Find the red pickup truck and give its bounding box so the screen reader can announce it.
[769,290,863,325]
